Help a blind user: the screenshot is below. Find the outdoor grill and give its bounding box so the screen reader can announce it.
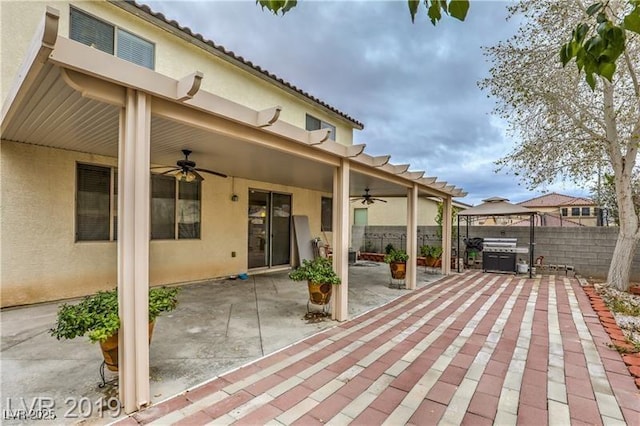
[482,238,528,273]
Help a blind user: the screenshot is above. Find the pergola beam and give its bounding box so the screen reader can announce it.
[176,71,203,101]
[256,105,282,127]
[308,128,331,145]
[345,143,366,158]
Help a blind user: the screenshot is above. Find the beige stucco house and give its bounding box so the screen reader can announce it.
[517,192,599,226]
[1,0,465,412]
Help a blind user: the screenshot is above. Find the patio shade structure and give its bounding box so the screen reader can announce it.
[457,197,537,278]
[1,7,468,414]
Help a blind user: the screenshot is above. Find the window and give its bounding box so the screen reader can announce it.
[571,207,580,216]
[354,208,368,226]
[151,175,201,239]
[76,164,200,241]
[70,8,155,69]
[561,208,568,216]
[178,181,201,238]
[76,164,116,241]
[321,197,332,232]
[582,207,591,216]
[151,175,176,239]
[306,114,336,141]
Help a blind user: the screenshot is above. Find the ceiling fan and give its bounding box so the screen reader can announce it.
[152,149,227,182]
[351,188,387,205]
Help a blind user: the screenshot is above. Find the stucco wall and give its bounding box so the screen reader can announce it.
[0,1,355,145]
[1,141,330,307]
[350,198,439,227]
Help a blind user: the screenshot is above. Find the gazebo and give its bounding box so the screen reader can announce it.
[457,197,537,278]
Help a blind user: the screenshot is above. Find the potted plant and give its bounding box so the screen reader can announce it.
[50,287,179,371]
[289,257,341,306]
[421,245,443,267]
[384,248,409,279]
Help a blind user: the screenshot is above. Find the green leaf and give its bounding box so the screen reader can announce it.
[448,0,470,21]
[624,8,640,34]
[281,0,297,14]
[598,61,616,81]
[560,43,570,66]
[408,0,420,22]
[586,72,596,90]
[427,0,443,25]
[596,12,608,24]
[586,2,603,16]
[576,23,589,43]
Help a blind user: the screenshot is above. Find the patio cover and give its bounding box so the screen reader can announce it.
[1,7,468,414]
[456,197,537,277]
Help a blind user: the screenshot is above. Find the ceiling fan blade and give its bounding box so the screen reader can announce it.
[159,168,179,175]
[195,167,228,178]
[191,170,205,181]
[372,198,387,203]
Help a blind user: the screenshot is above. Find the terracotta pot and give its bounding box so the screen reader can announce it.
[307,281,333,305]
[99,322,155,372]
[389,261,406,279]
[426,256,442,268]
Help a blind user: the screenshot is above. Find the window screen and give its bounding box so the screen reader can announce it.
[117,28,154,69]
[151,175,176,239]
[582,207,591,216]
[321,197,332,232]
[178,181,201,239]
[561,208,568,216]
[321,121,336,141]
[70,8,114,54]
[77,164,111,241]
[305,114,321,131]
[571,207,580,216]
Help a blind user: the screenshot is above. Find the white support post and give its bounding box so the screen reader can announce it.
[406,184,418,290]
[441,196,453,275]
[331,159,350,321]
[118,89,151,413]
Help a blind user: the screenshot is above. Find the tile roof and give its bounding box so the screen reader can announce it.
[508,213,584,227]
[119,1,364,130]
[517,192,595,208]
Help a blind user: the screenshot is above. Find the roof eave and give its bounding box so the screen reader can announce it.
[110,0,364,131]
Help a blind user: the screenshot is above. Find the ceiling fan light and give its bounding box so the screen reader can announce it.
[175,170,197,183]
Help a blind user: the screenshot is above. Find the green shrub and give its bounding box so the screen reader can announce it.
[384,248,409,263]
[50,287,179,343]
[288,257,341,285]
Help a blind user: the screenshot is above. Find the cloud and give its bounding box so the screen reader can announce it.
[144,0,586,206]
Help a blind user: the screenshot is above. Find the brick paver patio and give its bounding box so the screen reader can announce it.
[115,272,640,425]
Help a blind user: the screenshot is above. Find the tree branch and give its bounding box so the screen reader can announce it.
[623,48,640,108]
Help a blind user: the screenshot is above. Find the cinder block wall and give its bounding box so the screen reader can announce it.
[354,225,640,280]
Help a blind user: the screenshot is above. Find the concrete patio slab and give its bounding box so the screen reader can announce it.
[1,262,441,424]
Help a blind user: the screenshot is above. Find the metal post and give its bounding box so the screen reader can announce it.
[529,214,534,279]
[457,214,460,273]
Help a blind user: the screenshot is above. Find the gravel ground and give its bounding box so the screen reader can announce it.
[594,282,640,347]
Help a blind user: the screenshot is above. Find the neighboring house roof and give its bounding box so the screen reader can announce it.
[518,192,595,208]
[458,197,536,217]
[508,213,584,227]
[115,0,364,130]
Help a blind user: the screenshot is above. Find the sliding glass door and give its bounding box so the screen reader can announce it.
[247,190,291,269]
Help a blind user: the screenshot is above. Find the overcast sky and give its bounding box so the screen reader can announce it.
[145,0,591,206]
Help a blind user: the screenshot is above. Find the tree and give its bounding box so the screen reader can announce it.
[480,0,639,291]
